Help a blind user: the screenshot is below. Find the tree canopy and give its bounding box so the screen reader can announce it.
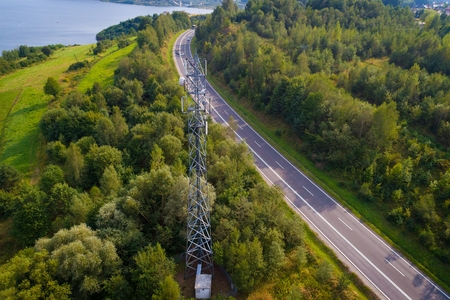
[0,8,387,299]
[194,0,450,289]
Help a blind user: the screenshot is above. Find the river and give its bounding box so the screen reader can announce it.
[0,0,211,53]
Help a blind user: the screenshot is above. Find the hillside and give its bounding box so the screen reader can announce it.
[195,0,450,293]
[0,44,95,175]
[0,11,376,299]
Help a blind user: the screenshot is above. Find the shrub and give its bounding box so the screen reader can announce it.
[68,60,90,71]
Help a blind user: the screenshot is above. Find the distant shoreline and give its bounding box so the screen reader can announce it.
[100,0,218,9]
[0,0,212,53]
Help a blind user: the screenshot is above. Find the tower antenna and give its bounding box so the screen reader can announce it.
[180,54,213,279]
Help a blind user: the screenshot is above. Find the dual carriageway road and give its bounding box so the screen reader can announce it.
[174,29,449,300]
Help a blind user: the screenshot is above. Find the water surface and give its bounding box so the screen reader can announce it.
[0,0,211,52]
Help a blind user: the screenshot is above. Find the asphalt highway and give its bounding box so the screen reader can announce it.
[174,29,450,300]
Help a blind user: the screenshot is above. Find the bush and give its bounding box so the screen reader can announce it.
[118,38,132,49]
[0,164,21,191]
[39,164,65,193]
[44,77,62,97]
[419,227,436,249]
[68,60,90,71]
[315,261,333,283]
[46,141,67,163]
[41,46,52,56]
[19,60,29,68]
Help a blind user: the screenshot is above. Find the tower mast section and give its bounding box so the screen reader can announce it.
[181,54,213,278]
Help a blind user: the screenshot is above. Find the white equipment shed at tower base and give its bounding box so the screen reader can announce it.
[195,263,211,299]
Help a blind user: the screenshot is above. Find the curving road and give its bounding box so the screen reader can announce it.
[174,29,450,300]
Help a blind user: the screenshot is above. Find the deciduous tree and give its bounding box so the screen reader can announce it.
[132,243,177,298]
[0,248,71,300]
[44,77,61,98]
[35,224,122,299]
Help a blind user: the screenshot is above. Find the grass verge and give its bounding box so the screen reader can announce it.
[205,73,450,294]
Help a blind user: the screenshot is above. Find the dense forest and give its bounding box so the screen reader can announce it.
[195,0,450,288]
[0,10,372,300]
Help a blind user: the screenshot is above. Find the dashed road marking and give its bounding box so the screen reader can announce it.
[275,161,284,169]
[339,218,353,231]
[303,186,314,196]
[385,259,405,277]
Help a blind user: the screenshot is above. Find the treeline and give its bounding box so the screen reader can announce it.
[196,0,450,283]
[96,12,191,41]
[0,44,63,76]
[0,12,363,299]
[0,12,189,299]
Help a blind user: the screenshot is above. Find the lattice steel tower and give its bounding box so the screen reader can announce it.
[181,54,213,278]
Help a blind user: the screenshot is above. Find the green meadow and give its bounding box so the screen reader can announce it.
[0,42,135,176]
[77,42,137,93]
[0,90,20,134]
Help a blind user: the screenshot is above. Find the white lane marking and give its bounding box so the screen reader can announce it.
[385,259,405,277]
[258,165,274,184]
[257,164,394,299]
[211,105,411,300]
[283,194,391,300]
[202,27,447,297]
[275,161,284,169]
[176,33,428,300]
[254,141,261,148]
[216,84,443,295]
[339,218,353,231]
[238,124,243,130]
[345,207,450,299]
[302,186,314,196]
[174,31,194,76]
[205,75,450,299]
[224,110,229,115]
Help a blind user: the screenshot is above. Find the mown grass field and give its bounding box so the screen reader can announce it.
[0,42,136,177]
[0,90,20,135]
[77,42,137,93]
[0,44,95,175]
